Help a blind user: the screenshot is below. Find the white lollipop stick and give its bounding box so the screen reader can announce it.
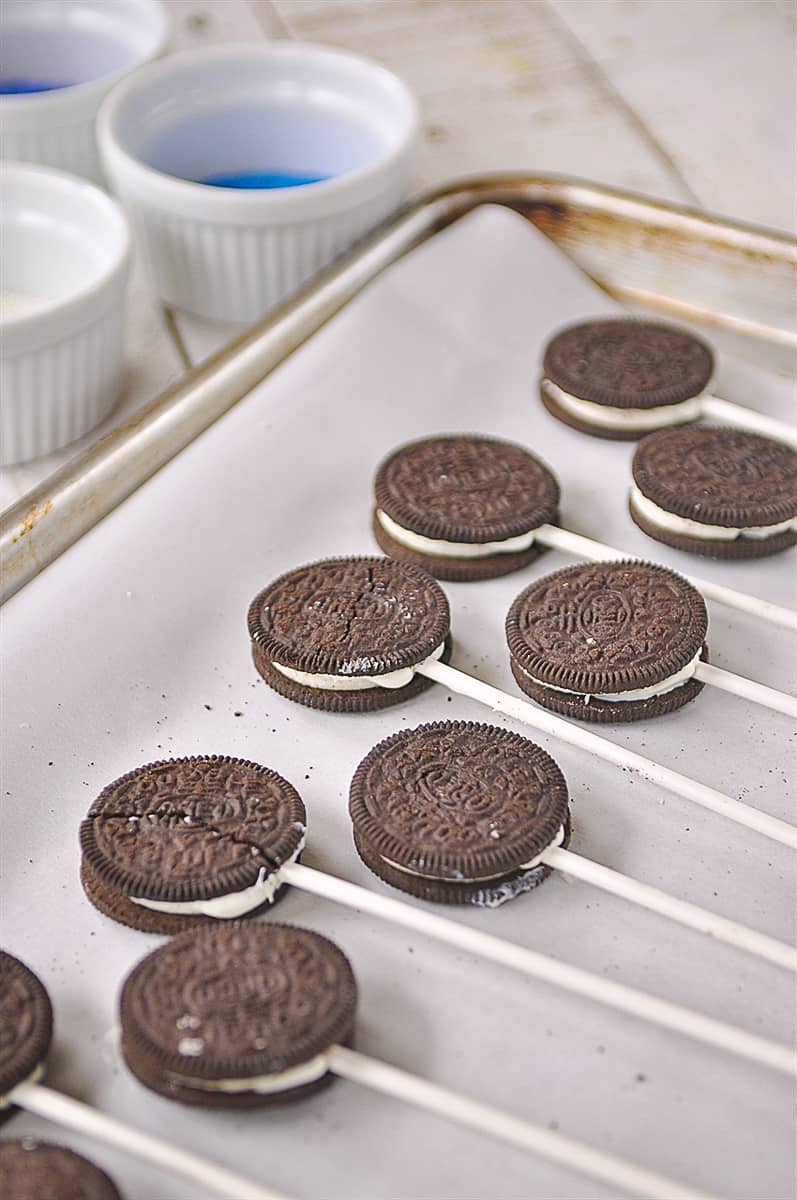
[9,1082,288,1200]
[283,864,796,1077]
[417,659,797,849]
[693,661,797,717]
[328,1045,717,1200]
[541,846,797,972]
[534,524,797,633]
[699,395,797,449]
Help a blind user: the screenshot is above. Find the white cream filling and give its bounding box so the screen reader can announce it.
[167,1050,331,1095]
[0,1061,44,1108]
[630,485,797,541]
[376,508,538,559]
[542,378,703,430]
[272,642,446,691]
[518,652,703,704]
[129,831,306,918]
[380,824,566,883]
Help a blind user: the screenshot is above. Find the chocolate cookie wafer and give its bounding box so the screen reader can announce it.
[540,318,712,440]
[350,721,570,906]
[506,561,708,723]
[372,434,559,580]
[248,556,451,711]
[0,952,53,1125]
[80,756,306,935]
[0,1140,122,1200]
[120,924,357,1108]
[630,426,797,558]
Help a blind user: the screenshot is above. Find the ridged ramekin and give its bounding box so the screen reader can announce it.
[0,0,169,185]
[97,43,419,322]
[0,162,132,465]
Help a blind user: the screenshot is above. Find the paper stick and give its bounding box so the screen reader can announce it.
[417,659,797,849]
[534,524,797,633]
[283,864,796,1077]
[693,661,797,718]
[328,1045,718,1200]
[541,846,797,972]
[10,1082,288,1200]
[699,395,797,449]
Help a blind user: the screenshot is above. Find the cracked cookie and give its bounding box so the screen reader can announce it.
[79,756,307,934]
[248,556,451,711]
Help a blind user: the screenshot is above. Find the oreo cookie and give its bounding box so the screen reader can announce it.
[540,318,712,440]
[0,1140,122,1200]
[630,426,797,559]
[248,556,451,711]
[506,561,708,723]
[372,435,560,580]
[80,756,306,935]
[120,924,357,1108]
[350,722,570,906]
[0,952,53,1125]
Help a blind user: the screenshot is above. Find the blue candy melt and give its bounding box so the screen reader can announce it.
[199,170,330,190]
[0,79,73,94]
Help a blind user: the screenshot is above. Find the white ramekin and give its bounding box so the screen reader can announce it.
[0,162,132,465]
[97,43,419,322]
[0,0,169,185]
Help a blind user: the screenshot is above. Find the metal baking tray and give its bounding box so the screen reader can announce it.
[2,173,795,603]
[2,177,795,1200]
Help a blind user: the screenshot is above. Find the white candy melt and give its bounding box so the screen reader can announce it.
[376,509,537,558]
[272,642,446,691]
[130,832,306,917]
[630,485,797,541]
[541,378,703,431]
[381,825,566,883]
[168,1051,332,1095]
[517,652,703,704]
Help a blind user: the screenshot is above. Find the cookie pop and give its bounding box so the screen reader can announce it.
[119,921,720,1200]
[77,756,794,1072]
[248,557,796,845]
[630,426,797,559]
[506,560,796,722]
[370,434,797,631]
[539,318,797,447]
[373,434,559,581]
[80,755,307,935]
[79,754,794,974]
[348,721,795,973]
[0,951,289,1200]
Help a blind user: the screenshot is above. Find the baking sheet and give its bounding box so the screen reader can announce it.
[2,205,795,1200]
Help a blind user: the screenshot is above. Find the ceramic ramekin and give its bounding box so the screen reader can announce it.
[97,43,419,322]
[0,0,169,184]
[0,162,132,465]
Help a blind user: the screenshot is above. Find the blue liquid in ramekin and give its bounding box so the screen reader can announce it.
[0,79,73,94]
[199,171,330,190]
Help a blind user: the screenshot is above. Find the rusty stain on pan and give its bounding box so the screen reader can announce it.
[10,499,54,544]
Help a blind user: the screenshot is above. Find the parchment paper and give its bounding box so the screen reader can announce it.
[3,206,795,1200]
